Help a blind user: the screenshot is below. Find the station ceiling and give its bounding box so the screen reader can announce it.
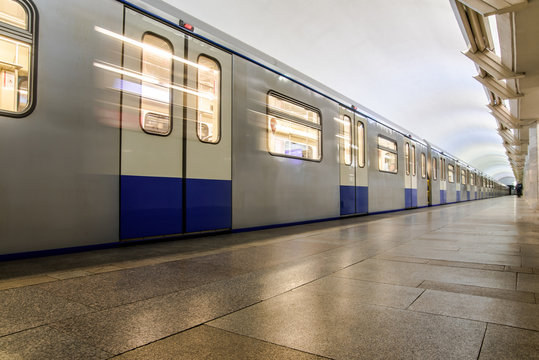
[165,0,538,185]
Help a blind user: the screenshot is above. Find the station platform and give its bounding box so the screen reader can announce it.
[0,196,538,359]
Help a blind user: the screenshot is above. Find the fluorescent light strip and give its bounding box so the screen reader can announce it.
[93,61,215,100]
[95,26,215,73]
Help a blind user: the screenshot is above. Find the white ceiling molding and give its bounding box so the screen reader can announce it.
[452,0,532,182]
[458,0,527,16]
[463,49,523,80]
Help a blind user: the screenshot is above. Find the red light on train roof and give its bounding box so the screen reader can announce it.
[180,20,194,31]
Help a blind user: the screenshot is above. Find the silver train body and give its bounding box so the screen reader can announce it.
[0,0,507,257]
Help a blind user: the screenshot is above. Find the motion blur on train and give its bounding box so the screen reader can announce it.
[0,0,507,257]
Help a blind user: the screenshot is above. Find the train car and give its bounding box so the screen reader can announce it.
[0,0,507,258]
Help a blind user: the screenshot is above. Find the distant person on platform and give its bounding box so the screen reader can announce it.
[516,183,523,197]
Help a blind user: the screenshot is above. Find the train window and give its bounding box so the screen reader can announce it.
[432,157,438,180]
[461,169,466,184]
[0,0,35,115]
[442,159,446,181]
[197,55,220,143]
[411,145,416,176]
[456,165,460,183]
[378,136,397,174]
[448,164,455,183]
[440,158,443,180]
[140,33,173,136]
[405,143,410,175]
[340,115,352,166]
[357,121,365,168]
[267,92,321,161]
[470,173,474,186]
[421,153,426,178]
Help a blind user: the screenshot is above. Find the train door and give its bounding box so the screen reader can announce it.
[339,108,368,215]
[355,115,368,213]
[440,157,446,204]
[404,140,417,208]
[119,9,231,239]
[339,107,355,215]
[184,32,232,233]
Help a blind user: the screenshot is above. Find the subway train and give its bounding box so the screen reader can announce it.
[0,0,507,258]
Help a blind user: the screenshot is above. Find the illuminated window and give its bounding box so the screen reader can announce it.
[405,142,410,175]
[0,0,35,115]
[197,55,220,143]
[461,169,466,184]
[470,173,474,186]
[448,164,455,183]
[456,165,460,183]
[357,121,365,168]
[441,158,446,181]
[140,33,173,135]
[267,92,321,161]
[432,157,438,180]
[411,145,416,176]
[378,136,397,174]
[340,115,351,166]
[421,153,426,178]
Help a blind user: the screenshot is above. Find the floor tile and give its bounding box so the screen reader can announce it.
[479,323,539,360]
[418,280,536,303]
[37,257,244,309]
[113,325,328,360]
[0,286,92,337]
[300,276,424,309]
[0,326,110,360]
[209,289,486,360]
[0,275,56,290]
[409,289,539,331]
[517,273,539,293]
[334,258,516,289]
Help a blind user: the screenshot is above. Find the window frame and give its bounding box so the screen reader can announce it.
[0,0,38,118]
[196,53,222,144]
[266,90,322,162]
[405,142,410,175]
[357,120,365,168]
[139,31,174,136]
[340,114,352,166]
[377,135,398,174]
[421,152,426,178]
[411,144,416,176]
[432,157,438,180]
[448,163,455,183]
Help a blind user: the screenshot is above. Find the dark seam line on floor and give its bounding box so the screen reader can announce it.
[203,325,335,360]
[476,323,489,360]
[407,308,538,333]
[405,288,426,310]
[329,275,420,289]
[0,323,114,358]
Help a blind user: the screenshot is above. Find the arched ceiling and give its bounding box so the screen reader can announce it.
[164,0,521,184]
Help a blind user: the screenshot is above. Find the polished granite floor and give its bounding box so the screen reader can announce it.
[0,196,538,359]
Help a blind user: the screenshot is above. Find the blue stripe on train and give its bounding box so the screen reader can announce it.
[405,188,412,208]
[340,185,368,215]
[186,178,231,233]
[356,186,368,214]
[340,186,355,215]
[120,175,182,240]
[456,190,460,202]
[121,176,231,239]
[440,190,447,204]
[405,188,418,208]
